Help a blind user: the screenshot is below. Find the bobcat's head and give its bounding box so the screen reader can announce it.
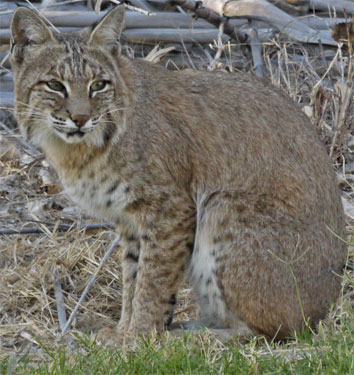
[10,5,127,147]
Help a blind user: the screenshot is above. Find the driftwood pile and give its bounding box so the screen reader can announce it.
[0,0,353,108]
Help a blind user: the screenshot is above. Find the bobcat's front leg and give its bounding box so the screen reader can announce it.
[98,227,141,347]
[117,230,141,332]
[128,205,196,335]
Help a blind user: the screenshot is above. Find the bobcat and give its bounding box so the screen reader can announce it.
[10,5,346,344]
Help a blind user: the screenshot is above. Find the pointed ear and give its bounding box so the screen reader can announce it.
[88,5,125,49]
[10,7,55,46]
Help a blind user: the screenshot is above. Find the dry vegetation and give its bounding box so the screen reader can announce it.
[0,0,353,367]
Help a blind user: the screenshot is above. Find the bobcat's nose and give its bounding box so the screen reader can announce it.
[72,114,90,128]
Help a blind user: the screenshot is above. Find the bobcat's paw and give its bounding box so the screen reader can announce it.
[96,327,127,348]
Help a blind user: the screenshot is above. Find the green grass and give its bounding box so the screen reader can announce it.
[1,309,353,375]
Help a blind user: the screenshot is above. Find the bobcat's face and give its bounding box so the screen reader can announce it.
[32,63,116,145]
[10,7,126,148]
[17,45,122,146]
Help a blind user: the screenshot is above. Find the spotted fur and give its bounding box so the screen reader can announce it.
[10,6,347,344]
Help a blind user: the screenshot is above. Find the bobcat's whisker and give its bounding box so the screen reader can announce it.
[15,100,43,111]
[105,107,127,115]
[16,114,50,122]
[15,110,48,116]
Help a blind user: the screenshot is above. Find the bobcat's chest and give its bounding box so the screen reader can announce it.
[62,172,132,223]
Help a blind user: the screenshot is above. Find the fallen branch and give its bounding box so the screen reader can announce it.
[128,0,154,12]
[125,27,230,43]
[0,120,40,155]
[0,10,251,30]
[0,222,115,235]
[267,0,309,15]
[109,0,156,15]
[1,25,231,44]
[4,9,342,31]
[0,91,13,107]
[309,0,354,14]
[172,0,249,44]
[54,276,68,333]
[60,235,121,336]
[208,19,225,71]
[0,27,78,43]
[249,19,264,76]
[300,16,348,31]
[201,0,337,46]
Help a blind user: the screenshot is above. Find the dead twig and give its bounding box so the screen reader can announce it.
[60,235,121,336]
[0,223,115,235]
[208,18,225,71]
[0,120,40,155]
[249,19,264,77]
[110,0,156,16]
[54,275,67,333]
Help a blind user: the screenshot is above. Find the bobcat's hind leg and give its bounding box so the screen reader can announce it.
[178,192,256,341]
[168,323,253,343]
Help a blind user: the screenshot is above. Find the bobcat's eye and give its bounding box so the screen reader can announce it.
[90,80,107,92]
[47,80,65,92]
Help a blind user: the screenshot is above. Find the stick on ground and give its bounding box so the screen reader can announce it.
[54,277,68,333]
[60,235,121,336]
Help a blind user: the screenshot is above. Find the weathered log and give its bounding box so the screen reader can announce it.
[267,0,310,15]
[1,0,89,12]
[0,27,78,43]
[124,27,230,43]
[172,0,249,43]
[0,9,346,32]
[126,27,277,44]
[249,19,264,77]
[129,0,154,11]
[202,0,354,15]
[0,76,12,91]
[0,10,250,30]
[0,91,14,108]
[300,16,348,30]
[0,26,229,44]
[309,0,354,14]
[201,0,337,46]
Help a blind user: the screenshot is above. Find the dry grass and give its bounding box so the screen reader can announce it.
[0,151,199,357]
[0,29,353,366]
